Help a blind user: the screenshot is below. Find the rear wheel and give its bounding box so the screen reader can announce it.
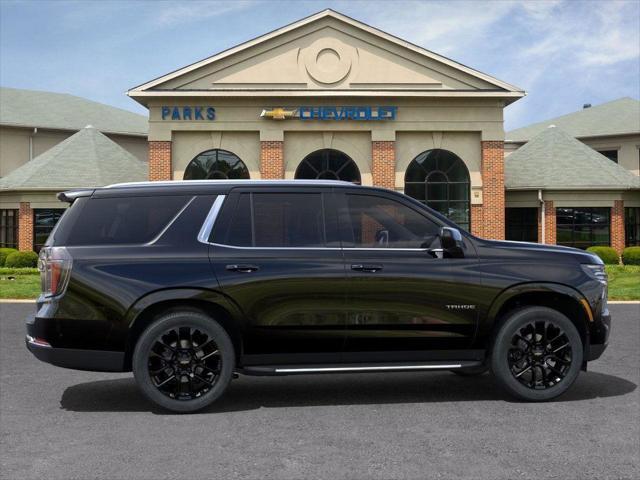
[133,310,235,413]
[491,307,583,401]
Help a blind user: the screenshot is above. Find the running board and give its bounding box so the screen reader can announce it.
[239,360,483,376]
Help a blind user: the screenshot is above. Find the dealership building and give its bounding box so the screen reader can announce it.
[1,9,638,252]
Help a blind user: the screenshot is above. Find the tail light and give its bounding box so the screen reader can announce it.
[38,247,72,298]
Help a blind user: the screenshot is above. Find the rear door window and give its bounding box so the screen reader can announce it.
[58,195,192,246]
[223,192,330,248]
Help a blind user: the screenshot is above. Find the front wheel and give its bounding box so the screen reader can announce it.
[491,307,583,401]
[133,310,235,413]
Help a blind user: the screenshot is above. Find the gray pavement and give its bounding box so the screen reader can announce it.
[1,303,639,480]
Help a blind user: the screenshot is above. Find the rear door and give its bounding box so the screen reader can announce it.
[209,187,347,365]
[337,189,479,361]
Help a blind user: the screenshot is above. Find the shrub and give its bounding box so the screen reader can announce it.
[0,248,18,266]
[4,251,39,268]
[586,246,619,265]
[622,246,640,265]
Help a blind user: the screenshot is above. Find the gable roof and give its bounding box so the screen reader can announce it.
[0,87,148,136]
[505,126,640,191]
[0,126,147,191]
[128,9,524,102]
[507,97,640,142]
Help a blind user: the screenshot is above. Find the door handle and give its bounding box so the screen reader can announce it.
[226,264,259,273]
[351,264,383,273]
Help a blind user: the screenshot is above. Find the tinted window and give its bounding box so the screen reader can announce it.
[343,194,440,248]
[60,196,191,246]
[225,193,326,247]
[556,207,610,249]
[506,208,538,242]
[34,209,65,252]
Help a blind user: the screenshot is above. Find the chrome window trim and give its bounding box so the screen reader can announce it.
[197,195,226,245]
[208,242,428,252]
[146,196,196,246]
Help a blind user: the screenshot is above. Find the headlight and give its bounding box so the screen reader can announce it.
[581,264,607,286]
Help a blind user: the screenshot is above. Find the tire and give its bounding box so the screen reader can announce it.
[491,306,583,402]
[133,310,235,413]
[451,364,489,376]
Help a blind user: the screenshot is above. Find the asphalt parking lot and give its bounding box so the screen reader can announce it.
[1,303,638,480]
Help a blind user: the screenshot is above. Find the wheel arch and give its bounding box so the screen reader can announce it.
[123,288,245,371]
[484,283,592,354]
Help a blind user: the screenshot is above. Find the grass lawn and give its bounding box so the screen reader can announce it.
[1,266,639,301]
[605,265,640,301]
[0,268,40,299]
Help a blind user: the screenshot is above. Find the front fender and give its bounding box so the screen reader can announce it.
[481,282,591,337]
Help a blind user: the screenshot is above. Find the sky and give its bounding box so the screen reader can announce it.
[1,0,639,131]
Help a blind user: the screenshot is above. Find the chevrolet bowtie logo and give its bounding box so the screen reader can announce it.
[260,107,298,120]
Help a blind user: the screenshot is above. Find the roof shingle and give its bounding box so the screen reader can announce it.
[0,126,147,190]
[505,126,640,190]
[0,87,147,136]
[506,97,640,142]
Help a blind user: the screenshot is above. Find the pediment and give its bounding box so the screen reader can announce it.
[130,10,523,98]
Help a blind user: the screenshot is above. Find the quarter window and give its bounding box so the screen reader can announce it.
[342,194,440,249]
[556,207,610,249]
[56,196,191,246]
[225,193,327,248]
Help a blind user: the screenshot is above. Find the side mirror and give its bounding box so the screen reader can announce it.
[440,227,465,258]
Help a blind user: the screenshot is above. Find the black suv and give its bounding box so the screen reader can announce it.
[26,180,610,412]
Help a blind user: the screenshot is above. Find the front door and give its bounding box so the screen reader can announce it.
[209,187,346,365]
[337,190,478,361]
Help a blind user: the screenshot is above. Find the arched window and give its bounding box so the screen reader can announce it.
[183,149,249,180]
[404,149,470,231]
[295,149,361,184]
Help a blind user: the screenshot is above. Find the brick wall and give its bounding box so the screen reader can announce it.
[470,205,484,237]
[18,202,33,251]
[148,141,172,181]
[611,200,625,255]
[544,200,556,245]
[480,141,505,240]
[372,141,395,189]
[260,141,284,179]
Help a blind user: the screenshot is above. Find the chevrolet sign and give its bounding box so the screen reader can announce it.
[261,106,397,121]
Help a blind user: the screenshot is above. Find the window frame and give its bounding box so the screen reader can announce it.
[335,189,444,251]
[625,207,640,247]
[294,149,361,184]
[505,207,539,243]
[0,209,19,249]
[555,206,611,249]
[183,148,250,180]
[33,208,66,252]
[210,187,339,249]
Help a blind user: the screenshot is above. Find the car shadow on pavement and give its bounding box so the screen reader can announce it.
[60,370,637,415]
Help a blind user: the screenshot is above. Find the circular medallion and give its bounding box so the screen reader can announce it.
[303,38,355,85]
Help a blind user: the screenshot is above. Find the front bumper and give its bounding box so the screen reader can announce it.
[587,310,611,361]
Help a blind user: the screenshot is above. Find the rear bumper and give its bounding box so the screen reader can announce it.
[587,310,611,361]
[25,312,125,372]
[25,336,125,371]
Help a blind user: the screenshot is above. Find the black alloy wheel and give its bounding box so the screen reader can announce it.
[507,321,572,389]
[148,326,221,400]
[133,311,235,413]
[491,306,583,401]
